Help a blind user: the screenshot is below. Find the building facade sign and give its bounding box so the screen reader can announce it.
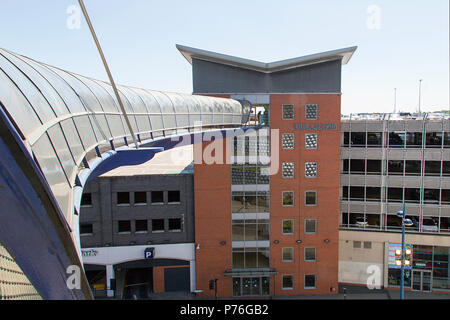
[294,123,337,130]
[81,249,98,257]
[144,247,155,259]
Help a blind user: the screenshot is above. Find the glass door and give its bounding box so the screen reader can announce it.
[412,270,432,292]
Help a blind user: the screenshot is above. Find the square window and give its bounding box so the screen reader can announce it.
[353,241,361,248]
[304,247,316,261]
[305,191,317,206]
[117,192,130,205]
[305,219,316,234]
[305,133,318,149]
[282,104,295,120]
[282,133,295,149]
[135,220,148,232]
[282,247,294,262]
[364,241,372,249]
[282,275,294,289]
[305,104,318,120]
[304,274,316,289]
[282,219,294,234]
[134,192,147,205]
[81,193,92,206]
[282,162,295,178]
[305,162,317,178]
[168,191,180,203]
[152,219,165,232]
[118,220,131,233]
[80,223,93,235]
[151,191,164,204]
[168,218,182,231]
[282,191,294,206]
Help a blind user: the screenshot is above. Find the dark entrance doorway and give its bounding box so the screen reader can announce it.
[123,267,153,299]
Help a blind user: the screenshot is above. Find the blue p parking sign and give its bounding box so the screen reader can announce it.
[144,247,154,259]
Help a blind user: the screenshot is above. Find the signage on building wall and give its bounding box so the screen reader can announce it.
[144,247,155,259]
[81,249,98,257]
[388,243,412,269]
[294,123,337,130]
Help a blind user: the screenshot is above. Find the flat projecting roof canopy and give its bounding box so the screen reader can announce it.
[176,44,357,73]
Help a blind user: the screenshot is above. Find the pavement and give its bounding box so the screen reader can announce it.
[105,285,450,300]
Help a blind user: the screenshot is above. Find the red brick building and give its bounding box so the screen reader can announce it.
[178,44,356,297]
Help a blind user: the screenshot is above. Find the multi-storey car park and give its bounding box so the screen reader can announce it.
[339,112,450,292]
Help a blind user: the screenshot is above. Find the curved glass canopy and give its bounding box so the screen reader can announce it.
[0,48,250,230]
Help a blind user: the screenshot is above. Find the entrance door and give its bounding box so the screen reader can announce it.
[412,270,432,292]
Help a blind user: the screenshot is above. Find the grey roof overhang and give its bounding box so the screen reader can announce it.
[176,44,357,73]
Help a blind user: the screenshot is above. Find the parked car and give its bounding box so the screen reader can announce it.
[355,217,369,228]
[422,218,438,232]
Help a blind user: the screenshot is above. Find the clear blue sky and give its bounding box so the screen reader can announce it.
[0,0,448,114]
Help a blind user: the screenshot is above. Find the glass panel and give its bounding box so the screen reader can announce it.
[251,278,260,295]
[351,132,366,146]
[426,132,443,148]
[232,222,245,241]
[257,249,270,268]
[433,246,450,290]
[422,271,432,292]
[231,192,245,213]
[257,223,270,241]
[412,270,421,290]
[389,132,405,147]
[388,160,404,175]
[367,132,382,146]
[232,278,241,296]
[406,132,422,148]
[242,278,251,295]
[232,249,244,269]
[261,277,270,295]
[244,222,257,241]
[0,69,42,136]
[245,250,257,268]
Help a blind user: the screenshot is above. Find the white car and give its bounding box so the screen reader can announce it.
[355,217,369,227]
[422,218,438,232]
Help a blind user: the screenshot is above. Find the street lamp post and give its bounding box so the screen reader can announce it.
[397,205,413,300]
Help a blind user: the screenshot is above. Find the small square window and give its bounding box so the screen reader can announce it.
[117,192,130,205]
[353,241,362,248]
[152,219,165,232]
[364,241,372,249]
[282,133,295,149]
[305,104,318,120]
[80,223,93,235]
[282,191,294,206]
[151,191,164,204]
[81,193,92,206]
[304,247,316,261]
[304,274,316,289]
[305,191,317,206]
[135,220,148,232]
[168,191,180,203]
[118,220,131,233]
[305,219,316,234]
[134,192,147,205]
[282,162,295,178]
[282,275,294,289]
[168,218,182,231]
[305,162,317,178]
[305,133,318,149]
[282,247,294,262]
[282,104,295,120]
[282,219,294,234]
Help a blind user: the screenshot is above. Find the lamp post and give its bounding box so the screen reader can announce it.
[397,205,413,300]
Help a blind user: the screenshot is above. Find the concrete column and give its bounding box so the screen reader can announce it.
[190,260,196,292]
[106,264,115,297]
